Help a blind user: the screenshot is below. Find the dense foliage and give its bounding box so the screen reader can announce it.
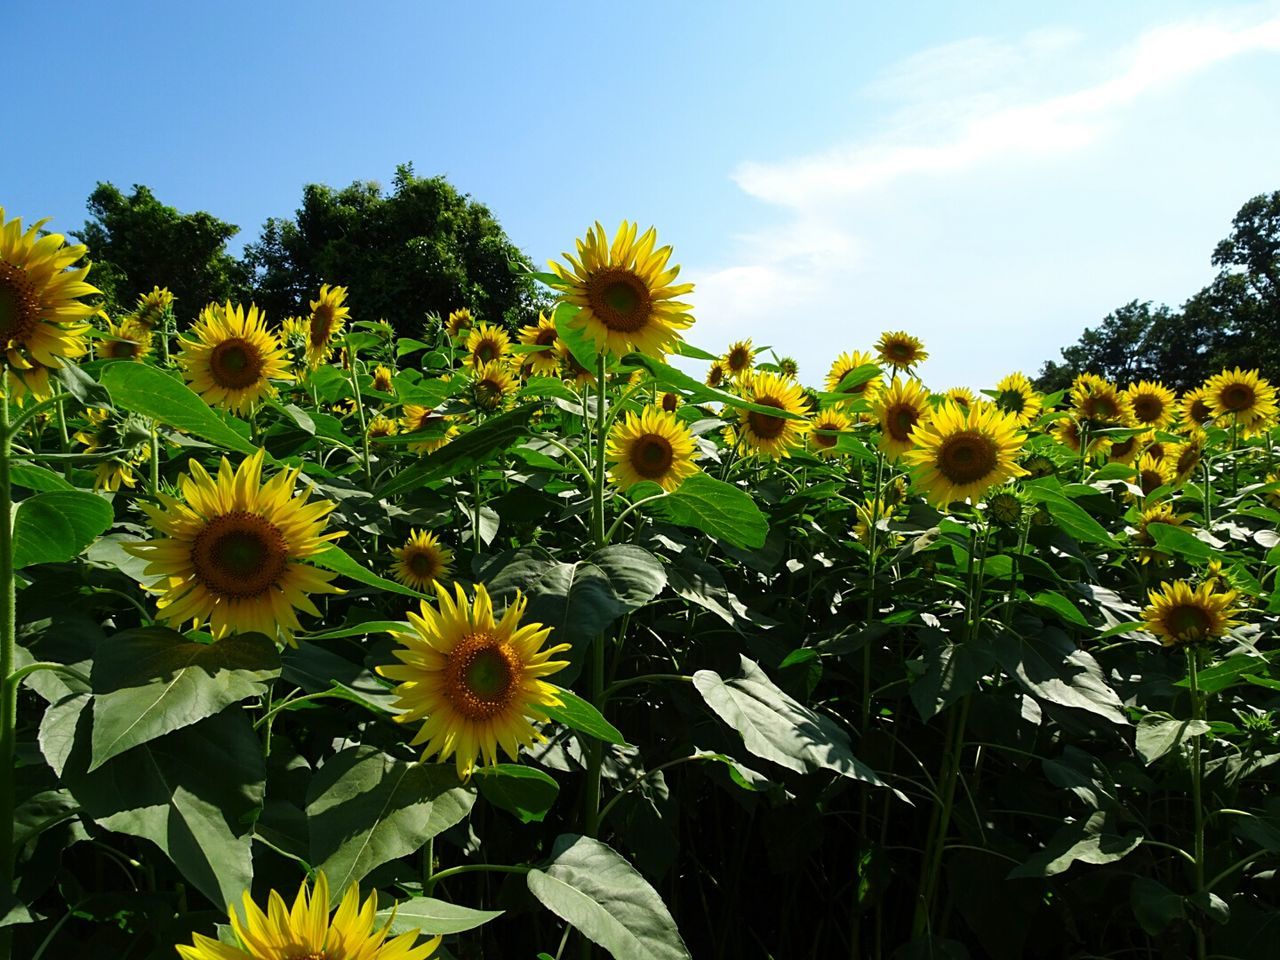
[0,206,1277,960]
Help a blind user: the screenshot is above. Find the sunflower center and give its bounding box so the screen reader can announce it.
[661,392,679,413]
[476,340,499,363]
[888,343,912,361]
[108,337,141,359]
[747,398,787,440]
[707,366,724,387]
[997,389,1025,414]
[444,634,520,720]
[888,405,918,442]
[1190,399,1211,423]
[1111,436,1137,458]
[728,347,750,371]
[1177,447,1199,474]
[209,338,266,390]
[475,378,503,409]
[1140,470,1164,495]
[1083,395,1117,420]
[812,422,839,449]
[587,268,652,333]
[936,431,999,484]
[1167,603,1212,640]
[1133,395,1162,422]
[191,511,290,600]
[407,550,440,578]
[0,262,40,345]
[629,433,675,478]
[1220,384,1255,411]
[310,305,335,346]
[536,329,557,346]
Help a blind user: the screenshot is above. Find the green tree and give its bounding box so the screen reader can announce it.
[243,163,547,334]
[74,183,249,317]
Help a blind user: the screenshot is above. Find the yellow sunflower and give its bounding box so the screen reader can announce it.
[99,316,153,361]
[872,377,932,460]
[517,312,560,375]
[132,285,175,329]
[809,407,852,456]
[124,449,343,642]
[875,331,928,370]
[606,405,699,492]
[446,307,475,340]
[72,408,148,492]
[903,401,1028,507]
[723,339,756,377]
[176,871,439,960]
[660,391,681,413]
[465,321,511,369]
[1142,579,1241,648]
[379,583,572,779]
[1108,432,1141,465]
[1133,453,1176,498]
[853,497,897,549]
[1126,380,1176,430]
[733,371,810,459]
[1265,472,1280,509]
[1170,430,1206,484]
[549,220,694,357]
[943,386,977,410]
[372,364,395,394]
[993,372,1042,427]
[825,351,882,404]
[401,405,457,455]
[706,360,727,389]
[472,360,517,411]
[367,415,398,439]
[178,303,292,415]
[1051,416,1104,455]
[1180,387,1214,429]
[1071,374,1133,427]
[306,283,351,368]
[1204,368,1278,436]
[391,529,454,591]
[0,207,96,400]
[1131,502,1187,565]
[558,341,596,387]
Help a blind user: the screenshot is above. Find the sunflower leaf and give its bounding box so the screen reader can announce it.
[100,362,256,455]
[620,353,808,420]
[374,897,503,936]
[12,490,114,569]
[312,544,425,598]
[377,404,539,497]
[475,764,560,823]
[649,474,768,550]
[552,302,598,373]
[543,688,626,745]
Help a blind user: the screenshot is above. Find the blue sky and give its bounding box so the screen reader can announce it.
[5,1,1279,388]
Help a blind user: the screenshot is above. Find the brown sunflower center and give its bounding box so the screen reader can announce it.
[629,433,675,478]
[1177,446,1200,474]
[707,366,724,388]
[0,262,40,345]
[209,338,266,390]
[661,392,679,413]
[887,404,919,442]
[407,549,441,578]
[812,422,840,449]
[310,305,335,346]
[107,338,141,359]
[1140,469,1165,495]
[191,511,289,600]
[1166,603,1212,640]
[1220,383,1255,412]
[747,398,787,440]
[535,328,557,347]
[936,431,999,484]
[728,347,751,371]
[1082,395,1117,420]
[1190,399,1211,423]
[887,342,913,362]
[1132,395,1162,423]
[444,634,520,720]
[1111,436,1137,459]
[587,268,652,333]
[475,339,500,363]
[374,372,392,390]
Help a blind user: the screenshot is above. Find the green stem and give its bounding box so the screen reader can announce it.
[597,754,710,825]
[1188,646,1207,960]
[148,420,160,498]
[583,353,610,852]
[344,340,373,487]
[6,661,91,690]
[604,493,668,543]
[0,390,17,960]
[424,862,528,895]
[472,471,483,558]
[603,673,692,701]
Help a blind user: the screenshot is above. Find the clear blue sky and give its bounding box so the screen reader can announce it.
[6,1,1279,388]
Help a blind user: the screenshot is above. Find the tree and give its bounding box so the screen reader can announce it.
[74,183,249,317]
[243,163,547,333]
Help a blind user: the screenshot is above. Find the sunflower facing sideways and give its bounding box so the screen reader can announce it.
[809,407,853,456]
[306,283,351,368]
[372,364,395,393]
[125,449,344,642]
[706,360,727,389]
[1142,579,1241,648]
[379,583,572,779]
[904,401,1028,507]
[549,220,694,358]
[1204,367,1278,436]
[517,312,560,375]
[178,302,292,415]
[1133,452,1176,498]
[391,529,454,591]
[72,408,149,492]
[401,405,457,455]
[176,871,439,960]
[98,316,152,361]
[446,307,475,340]
[0,207,96,401]
[993,372,1042,427]
[733,370,811,458]
[875,331,928,371]
[131,285,175,329]
[606,405,700,492]
[872,377,932,459]
[1071,373,1133,427]
[1180,386,1214,429]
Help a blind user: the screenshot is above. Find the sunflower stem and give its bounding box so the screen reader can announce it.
[0,389,18,960]
[1187,645,1207,960]
[583,352,610,860]
[344,338,373,488]
[148,419,160,498]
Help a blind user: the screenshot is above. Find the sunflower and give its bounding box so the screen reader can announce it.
[1126,380,1176,430]
[466,321,511,369]
[777,356,799,379]
[367,415,398,439]
[471,360,517,411]
[1180,387,1214,429]
[1204,368,1278,436]
[401,405,457,455]
[1071,374,1133,427]
[1133,453,1176,498]
[306,283,351,368]
[278,315,309,372]
[1142,579,1241,648]
[986,489,1024,527]
[517,312,560,375]
[1170,430,1206,484]
[1108,432,1141,465]
[723,339,756,377]
[0,207,96,400]
[178,303,292,415]
[903,401,1028,506]
[379,583,572,779]
[132,285,175,329]
[391,529,454,591]
[124,449,343,642]
[176,871,439,960]
[372,364,394,394]
[872,377,932,460]
[1050,417,1104,455]
[853,497,896,549]
[733,371,810,459]
[660,391,681,413]
[99,316,152,361]
[875,331,927,370]
[73,408,148,492]
[1265,472,1280,509]
[993,372,1042,427]
[825,351,882,405]
[1131,502,1187,565]
[706,361,727,389]
[549,220,694,357]
[1022,453,1057,479]
[943,387,977,410]
[446,307,475,340]
[809,407,852,456]
[606,405,699,492]
[557,341,596,387]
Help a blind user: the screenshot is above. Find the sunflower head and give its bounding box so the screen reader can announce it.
[903,401,1028,507]
[372,364,395,393]
[471,360,517,411]
[401,405,457,455]
[809,407,852,456]
[466,321,511,369]
[306,283,351,368]
[607,406,700,492]
[660,391,681,413]
[73,407,149,492]
[872,377,932,459]
[777,356,799,379]
[853,497,897,550]
[1180,387,1214,429]
[706,361,727,389]
[875,331,927,370]
[1205,368,1278,435]
[518,312,560,375]
[825,350,882,403]
[723,339,756,376]
[391,529,454,591]
[1171,431,1206,484]
[549,221,694,357]
[379,583,572,779]
[1051,416,1105,456]
[99,316,153,361]
[446,307,475,340]
[1071,375,1133,427]
[178,302,293,415]
[734,371,811,459]
[993,372,1043,427]
[1131,502,1186,565]
[1022,452,1058,479]
[1143,579,1242,648]
[1126,380,1175,429]
[986,489,1025,527]
[132,285,175,329]
[367,415,398,439]
[943,386,976,411]
[1108,431,1141,465]
[556,340,596,387]
[1133,453,1176,498]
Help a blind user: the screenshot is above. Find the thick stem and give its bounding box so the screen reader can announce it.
[1188,646,1207,960]
[0,392,17,960]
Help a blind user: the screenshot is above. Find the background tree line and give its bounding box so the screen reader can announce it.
[74,161,549,332]
[1037,191,1280,391]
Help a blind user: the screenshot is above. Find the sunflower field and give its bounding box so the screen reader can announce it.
[1,207,1278,960]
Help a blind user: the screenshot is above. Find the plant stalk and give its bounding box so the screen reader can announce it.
[0,390,17,960]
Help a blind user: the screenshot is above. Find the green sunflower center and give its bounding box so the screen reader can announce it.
[475,339,499,363]
[310,305,335,346]
[209,338,266,390]
[747,398,788,441]
[936,430,999,485]
[474,377,505,410]
[191,511,290,600]
[1083,394,1117,420]
[407,549,441,578]
[0,262,40,345]
[445,634,521,719]
[587,268,653,333]
[630,433,675,478]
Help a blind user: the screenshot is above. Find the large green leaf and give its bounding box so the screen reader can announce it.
[1134,715,1211,765]
[313,544,424,598]
[101,362,256,454]
[475,764,560,823]
[526,834,692,960]
[1008,810,1141,878]
[12,491,114,569]
[9,463,74,492]
[1024,481,1118,548]
[90,629,280,770]
[621,353,807,420]
[1147,523,1216,562]
[994,626,1128,725]
[60,703,266,909]
[543,688,626,745]
[552,302,599,373]
[281,642,401,713]
[378,405,539,497]
[306,746,475,902]
[650,474,768,550]
[693,656,883,785]
[375,898,503,936]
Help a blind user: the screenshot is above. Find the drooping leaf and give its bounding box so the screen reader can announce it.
[12,491,114,569]
[1008,811,1141,878]
[313,544,424,598]
[101,362,256,454]
[1024,481,1119,548]
[475,764,560,823]
[1130,877,1186,935]
[621,353,807,420]
[543,688,626,745]
[9,463,74,492]
[994,627,1128,725]
[378,405,539,496]
[650,474,768,550]
[1134,715,1211,765]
